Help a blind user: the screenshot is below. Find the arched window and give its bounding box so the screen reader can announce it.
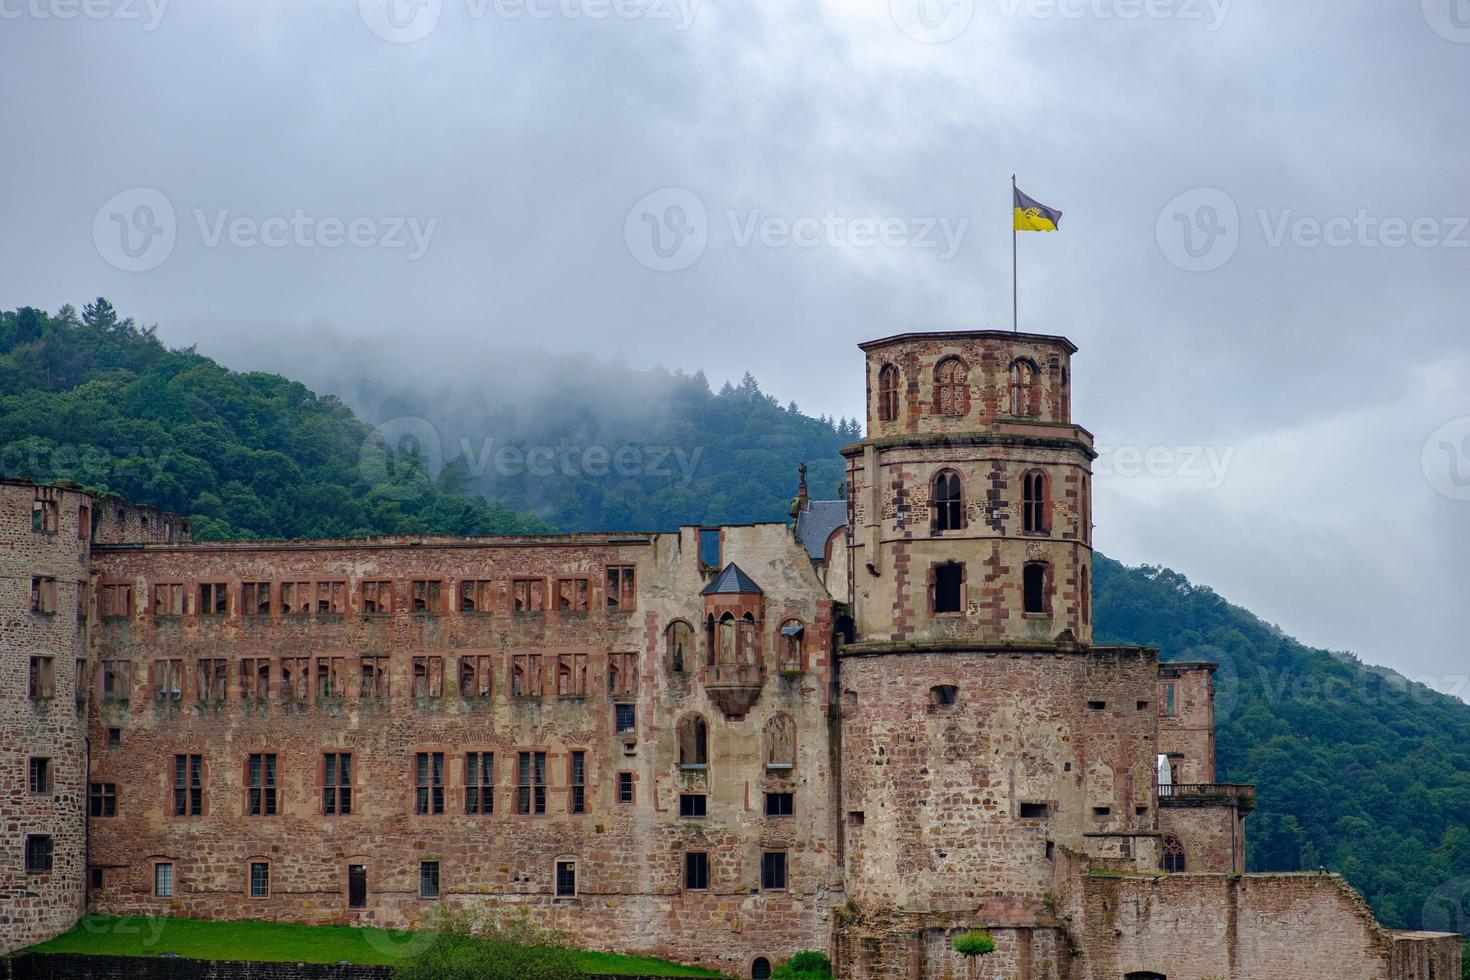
[931,469,964,532]
[666,620,694,674]
[678,715,708,768]
[738,612,759,666]
[877,363,900,422]
[930,684,958,708]
[1080,565,1090,625]
[933,357,968,416]
[1022,469,1049,534]
[1023,561,1049,614]
[779,620,804,672]
[1009,358,1039,417]
[1161,835,1186,873]
[751,958,773,980]
[764,713,795,770]
[713,613,738,665]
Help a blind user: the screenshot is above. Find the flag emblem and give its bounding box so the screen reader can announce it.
[1014,187,1062,232]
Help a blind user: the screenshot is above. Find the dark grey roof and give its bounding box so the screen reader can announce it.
[794,499,847,561]
[700,562,764,595]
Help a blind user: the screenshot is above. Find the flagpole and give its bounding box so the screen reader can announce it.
[1011,174,1018,333]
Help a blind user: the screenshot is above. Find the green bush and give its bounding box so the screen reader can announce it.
[394,908,580,980]
[952,930,996,957]
[771,949,832,978]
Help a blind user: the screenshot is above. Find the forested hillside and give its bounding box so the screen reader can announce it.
[3,299,1469,936]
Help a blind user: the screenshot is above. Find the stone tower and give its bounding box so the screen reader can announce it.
[844,330,1094,646]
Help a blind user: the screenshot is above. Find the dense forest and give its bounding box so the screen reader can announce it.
[3,300,1469,941]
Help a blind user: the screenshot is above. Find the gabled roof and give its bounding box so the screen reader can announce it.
[794,499,847,561]
[700,562,764,596]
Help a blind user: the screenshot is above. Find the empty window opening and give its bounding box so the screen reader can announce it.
[934,356,968,416]
[512,654,544,697]
[679,794,708,819]
[411,579,443,614]
[89,782,117,817]
[198,582,227,616]
[698,528,721,569]
[412,656,445,699]
[32,496,58,533]
[347,864,367,908]
[459,655,493,698]
[1087,700,1106,710]
[877,363,900,422]
[31,576,58,615]
[1022,469,1049,534]
[242,582,271,615]
[556,653,588,696]
[684,851,710,891]
[361,580,393,614]
[1009,358,1039,416]
[29,656,55,699]
[459,579,494,613]
[606,565,636,611]
[930,684,959,709]
[1023,562,1049,614]
[765,792,794,817]
[28,757,51,794]
[933,562,964,614]
[1092,806,1111,818]
[315,657,347,700]
[609,651,638,696]
[761,851,787,891]
[678,715,709,768]
[1020,802,1050,819]
[512,577,545,613]
[764,713,796,770]
[752,958,773,980]
[557,577,590,613]
[666,620,694,674]
[197,659,227,703]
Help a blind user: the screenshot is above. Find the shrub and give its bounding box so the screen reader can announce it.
[952,930,997,957]
[771,949,833,978]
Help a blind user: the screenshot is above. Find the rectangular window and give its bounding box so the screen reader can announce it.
[313,581,346,614]
[411,580,443,614]
[324,753,352,815]
[1164,683,1178,717]
[678,794,707,819]
[359,656,390,699]
[1020,802,1050,819]
[25,835,53,874]
[761,851,787,891]
[361,579,393,614]
[556,577,589,613]
[174,754,202,816]
[31,576,57,615]
[512,577,545,613]
[684,852,709,891]
[415,752,445,815]
[280,581,312,615]
[100,583,133,618]
[91,867,104,889]
[348,864,366,908]
[240,658,270,700]
[765,792,793,817]
[90,782,117,817]
[241,582,272,616]
[153,861,173,896]
[459,579,494,614]
[315,657,347,699]
[605,565,636,611]
[517,751,546,815]
[569,751,586,815]
[458,655,493,698]
[698,528,721,569]
[617,771,634,805]
[555,860,576,898]
[419,861,440,899]
[28,757,51,794]
[412,656,445,698]
[151,659,182,701]
[196,659,228,703]
[107,727,121,747]
[29,656,55,699]
[614,702,636,734]
[250,862,270,898]
[248,753,277,816]
[150,582,183,617]
[77,581,89,620]
[465,752,493,814]
[932,563,963,614]
[608,652,638,698]
[198,582,227,616]
[512,654,544,697]
[32,497,58,533]
[555,653,588,696]
[281,657,310,701]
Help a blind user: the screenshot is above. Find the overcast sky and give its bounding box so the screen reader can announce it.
[2,0,1468,696]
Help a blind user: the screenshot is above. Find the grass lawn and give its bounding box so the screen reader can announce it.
[26,916,726,977]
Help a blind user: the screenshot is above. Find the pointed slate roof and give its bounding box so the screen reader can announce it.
[794,499,847,561]
[700,562,764,596]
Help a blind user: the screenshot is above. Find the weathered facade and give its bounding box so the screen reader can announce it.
[0,330,1458,979]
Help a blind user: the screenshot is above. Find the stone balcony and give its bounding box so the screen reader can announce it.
[1158,782,1257,814]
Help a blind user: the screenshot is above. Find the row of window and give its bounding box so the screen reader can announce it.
[927,467,1081,538]
[91,567,637,619]
[927,560,1090,622]
[80,748,800,819]
[875,356,1054,421]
